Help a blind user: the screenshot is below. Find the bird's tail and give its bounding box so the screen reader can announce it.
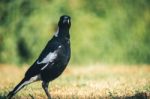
[7,78,29,99]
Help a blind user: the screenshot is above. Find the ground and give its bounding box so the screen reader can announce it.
[0,64,150,99]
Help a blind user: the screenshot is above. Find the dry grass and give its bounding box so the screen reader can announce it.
[0,64,150,99]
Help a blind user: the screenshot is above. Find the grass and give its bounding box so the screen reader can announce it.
[0,64,150,99]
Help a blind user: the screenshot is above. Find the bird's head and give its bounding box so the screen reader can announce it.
[58,15,71,29]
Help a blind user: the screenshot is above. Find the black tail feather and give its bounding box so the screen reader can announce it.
[7,78,27,99]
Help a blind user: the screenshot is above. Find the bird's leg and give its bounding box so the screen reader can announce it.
[42,82,51,99]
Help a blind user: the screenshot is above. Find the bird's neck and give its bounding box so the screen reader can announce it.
[54,27,70,39]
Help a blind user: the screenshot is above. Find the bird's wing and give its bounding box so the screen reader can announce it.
[36,43,62,65]
[37,50,57,64]
[25,40,63,77]
[35,45,61,71]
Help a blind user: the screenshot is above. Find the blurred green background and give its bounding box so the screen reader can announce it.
[0,0,150,65]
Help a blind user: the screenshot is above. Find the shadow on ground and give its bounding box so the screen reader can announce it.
[0,92,149,99]
[114,92,148,99]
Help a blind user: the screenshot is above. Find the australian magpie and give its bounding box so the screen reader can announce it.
[7,15,71,99]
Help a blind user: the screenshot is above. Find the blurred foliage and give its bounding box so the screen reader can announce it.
[0,0,150,65]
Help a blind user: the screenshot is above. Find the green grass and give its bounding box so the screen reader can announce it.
[0,64,150,99]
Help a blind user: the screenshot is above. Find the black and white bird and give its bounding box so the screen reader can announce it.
[7,15,71,99]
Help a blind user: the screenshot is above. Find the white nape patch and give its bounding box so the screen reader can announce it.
[54,28,59,37]
[14,75,41,93]
[37,51,57,64]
